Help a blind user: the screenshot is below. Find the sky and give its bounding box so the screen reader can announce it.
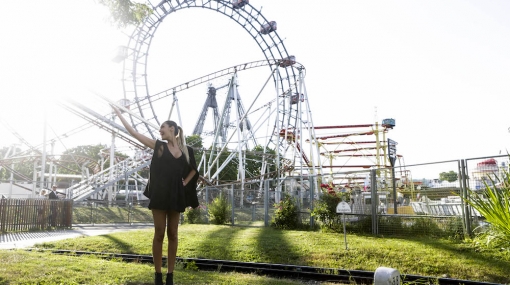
[1,0,509,179]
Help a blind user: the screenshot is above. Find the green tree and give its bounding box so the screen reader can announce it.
[0,146,35,182]
[202,146,238,183]
[0,147,11,180]
[216,149,238,182]
[186,134,203,149]
[245,145,277,179]
[12,159,34,181]
[199,144,277,184]
[439,170,458,182]
[58,144,128,175]
[186,134,203,174]
[98,0,152,28]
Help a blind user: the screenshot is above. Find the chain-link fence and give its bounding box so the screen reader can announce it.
[326,155,508,238]
[72,200,152,225]
[191,154,506,238]
[7,155,505,238]
[197,177,316,227]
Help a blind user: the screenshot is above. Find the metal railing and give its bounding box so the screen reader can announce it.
[68,150,152,201]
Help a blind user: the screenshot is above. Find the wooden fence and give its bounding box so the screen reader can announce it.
[0,198,73,233]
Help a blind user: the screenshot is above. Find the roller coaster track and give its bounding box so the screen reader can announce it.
[62,58,305,153]
[67,151,152,201]
[129,59,305,112]
[36,101,154,201]
[59,101,145,150]
[57,57,306,200]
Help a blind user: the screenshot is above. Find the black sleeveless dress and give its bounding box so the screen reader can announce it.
[146,140,199,212]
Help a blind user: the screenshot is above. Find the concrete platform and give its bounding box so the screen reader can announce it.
[0,223,153,249]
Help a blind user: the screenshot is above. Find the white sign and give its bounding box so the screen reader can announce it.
[336,201,351,213]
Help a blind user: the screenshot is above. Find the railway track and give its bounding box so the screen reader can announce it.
[35,250,503,285]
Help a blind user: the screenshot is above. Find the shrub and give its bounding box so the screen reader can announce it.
[311,189,341,230]
[208,193,231,225]
[443,217,465,240]
[345,215,372,234]
[408,217,441,237]
[183,206,205,224]
[271,193,299,230]
[379,216,404,235]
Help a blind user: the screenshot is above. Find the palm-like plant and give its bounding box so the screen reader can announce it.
[465,164,510,246]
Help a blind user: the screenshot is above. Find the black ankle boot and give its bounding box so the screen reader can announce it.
[155,272,163,285]
[166,272,173,285]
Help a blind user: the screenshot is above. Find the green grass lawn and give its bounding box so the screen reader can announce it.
[0,249,319,285]
[1,224,509,284]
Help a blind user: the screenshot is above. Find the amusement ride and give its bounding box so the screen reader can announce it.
[0,0,400,202]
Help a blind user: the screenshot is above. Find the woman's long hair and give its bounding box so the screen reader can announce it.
[176,126,190,163]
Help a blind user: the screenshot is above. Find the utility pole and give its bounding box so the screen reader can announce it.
[109,113,116,203]
[8,145,15,198]
[49,140,55,187]
[40,110,48,191]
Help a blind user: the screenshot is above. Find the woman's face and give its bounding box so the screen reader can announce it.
[159,123,175,140]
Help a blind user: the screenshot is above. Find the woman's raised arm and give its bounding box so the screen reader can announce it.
[111,105,156,150]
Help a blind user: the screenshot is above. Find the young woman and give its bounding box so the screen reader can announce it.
[112,106,199,285]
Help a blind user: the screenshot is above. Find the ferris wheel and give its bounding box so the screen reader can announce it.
[115,0,323,184]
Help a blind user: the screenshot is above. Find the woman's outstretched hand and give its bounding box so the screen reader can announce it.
[111,104,122,116]
[110,103,155,149]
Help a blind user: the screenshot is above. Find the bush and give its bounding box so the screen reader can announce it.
[271,193,299,230]
[183,206,205,224]
[379,216,404,235]
[443,217,465,240]
[311,190,341,230]
[208,193,231,225]
[345,215,372,234]
[408,217,441,237]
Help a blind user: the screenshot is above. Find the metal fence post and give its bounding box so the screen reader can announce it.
[458,160,468,238]
[391,166,397,214]
[370,169,378,235]
[460,159,472,236]
[231,184,235,226]
[128,202,132,225]
[264,180,269,227]
[90,202,96,225]
[205,186,209,224]
[309,176,315,229]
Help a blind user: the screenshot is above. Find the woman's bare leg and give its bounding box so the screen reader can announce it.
[166,210,180,273]
[152,209,168,273]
